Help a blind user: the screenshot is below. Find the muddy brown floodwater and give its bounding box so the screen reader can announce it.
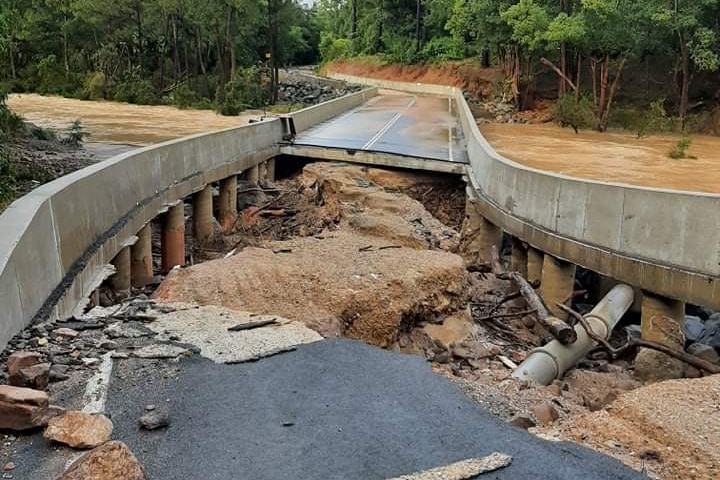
[480,123,720,194]
[7,93,260,146]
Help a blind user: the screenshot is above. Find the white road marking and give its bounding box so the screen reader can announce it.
[81,351,114,414]
[362,112,402,150]
[362,95,416,151]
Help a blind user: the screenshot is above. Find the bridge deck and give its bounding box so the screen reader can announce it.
[292,92,466,163]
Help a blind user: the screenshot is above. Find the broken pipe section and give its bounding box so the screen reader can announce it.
[512,284,634,385]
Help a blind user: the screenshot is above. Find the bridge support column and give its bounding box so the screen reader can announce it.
[635,292,686,381]
[265,158,276,182]
[540,255,576,320]
[131,224,153,287]
[162,203,185,272]
[247,165,259,184]
[510,238,528,277]
[193,185,215,245]
[461,196,502,266]
[218,175,237,232]
[259,162,268,182]
[109,246,131,295]
[526,247,544,285]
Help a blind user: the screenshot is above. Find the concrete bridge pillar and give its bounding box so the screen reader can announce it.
[526,247,544,285]
[161,203,185,272]
[218,175,237,232]
[109,246,131,294]
[461,196,502,266]
[259,162,268,182]
[510,238,528,277]
[131,224,153,287]
[247,165,260,184]
[265,158,276,182]
[635,292,686,381]
[193,185,214,245]
[540,255,576,320]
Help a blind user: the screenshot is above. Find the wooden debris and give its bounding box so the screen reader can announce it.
[558,304,720,374]
[227,319,279,332]
[509,272,577,345]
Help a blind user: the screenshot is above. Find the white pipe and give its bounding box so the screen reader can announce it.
[512,284,635,385]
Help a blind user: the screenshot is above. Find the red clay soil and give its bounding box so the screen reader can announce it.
[324,59,504,99]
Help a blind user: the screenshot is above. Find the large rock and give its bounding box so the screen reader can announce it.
[60,441,146,480]
[7,351,43,377]
[634,347,685,382]
[10,362,50,390]
[698,318,720,349]
[687,343,720,364]
[0,385,49,431]
[44,411,113,448]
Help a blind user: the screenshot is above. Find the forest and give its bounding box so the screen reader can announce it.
[0,0,719,131]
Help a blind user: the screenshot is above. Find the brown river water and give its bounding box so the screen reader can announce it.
[7,94,719,193]
[480,123,720,193]
[7,93,258,146]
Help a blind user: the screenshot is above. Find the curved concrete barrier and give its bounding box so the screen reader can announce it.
[0,87,380,350]
[328,72,720,309]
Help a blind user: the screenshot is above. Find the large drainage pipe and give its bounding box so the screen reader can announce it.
[512,284,634,385]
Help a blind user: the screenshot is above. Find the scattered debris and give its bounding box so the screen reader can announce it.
[0,385,50,431]
[531,402,559,425]
[132,344,188,360]
[44,411,113,449]
[138,411,170,431]
[59,441,146,480]
[227,319,279,332]
[385,452,512,480]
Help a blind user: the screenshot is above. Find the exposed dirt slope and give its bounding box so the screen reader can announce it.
[323,59,503,100]
[543,374,720,480]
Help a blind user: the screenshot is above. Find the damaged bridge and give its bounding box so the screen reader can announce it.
[0,72,718,479]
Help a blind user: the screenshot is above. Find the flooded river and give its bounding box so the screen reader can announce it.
[7,93,259,146]
[480,123,720,193]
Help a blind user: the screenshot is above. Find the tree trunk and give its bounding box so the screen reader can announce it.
[559,42,567,96]
[351,0,358,40]
[415,0,422,52]
[135,2,143,68]
[598,57,626,132]
[171,15,180,80]
[8,42,16,79]
[590,57,598,107]
[678,33,690,128]
[196,27,206,76]
[226,6,236,80]
[268,0,278,103]
[63,14,70,79]
[374,0,384,53]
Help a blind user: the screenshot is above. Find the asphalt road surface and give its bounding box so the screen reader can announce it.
[100,339,645,480]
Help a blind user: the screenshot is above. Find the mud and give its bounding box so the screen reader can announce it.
[481,123,720,193]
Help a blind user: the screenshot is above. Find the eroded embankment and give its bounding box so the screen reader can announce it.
[153,163,470,347]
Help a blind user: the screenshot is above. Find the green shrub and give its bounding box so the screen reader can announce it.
[61,119,88,147]
[113,67,158,105]
[0,90,23,138]
[168,82,210,109]
[669,135,695,159]
[384,37,420,65]
[553,94,594,133]
[215,66,269,116]
[420,37,465,63]
[319,33,352,63]
[0,150,16,211]
[82,72,108,100]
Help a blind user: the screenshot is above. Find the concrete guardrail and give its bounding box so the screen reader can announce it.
[0,88,380,350]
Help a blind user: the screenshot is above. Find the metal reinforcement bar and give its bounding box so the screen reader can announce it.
[512,284,635,385]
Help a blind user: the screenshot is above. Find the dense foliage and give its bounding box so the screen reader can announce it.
[313,0,720,131]
[1,0,719,129]
[0,0,320,113]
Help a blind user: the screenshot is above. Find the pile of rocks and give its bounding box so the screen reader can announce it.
[277,74,362,106]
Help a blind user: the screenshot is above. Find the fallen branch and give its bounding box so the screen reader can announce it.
[474,308,537,323]
[509,272,577,345]
[228,319,279,332]
[558,304,720,374]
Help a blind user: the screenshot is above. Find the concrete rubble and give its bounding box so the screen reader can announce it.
[386,453,512,480]
[59,441,146,480]
[44,412,113,449]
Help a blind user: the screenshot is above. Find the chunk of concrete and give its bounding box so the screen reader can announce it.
[385,453,512,480]
[0,385,49,431]
[60,441,146,480]
[44,411,113,449]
